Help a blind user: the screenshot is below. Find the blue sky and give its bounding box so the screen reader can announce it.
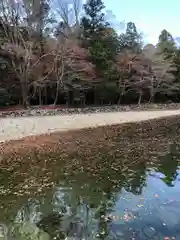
[103,0,180,44]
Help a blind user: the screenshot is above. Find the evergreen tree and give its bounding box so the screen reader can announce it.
[157,30,180,95]
[157,29,176,57]
[81,0,119,81]
[119,22,142,53]
[81,0,108,41]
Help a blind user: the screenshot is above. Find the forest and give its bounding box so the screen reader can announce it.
[0,0,180,108]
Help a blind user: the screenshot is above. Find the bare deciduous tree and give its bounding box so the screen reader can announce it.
[116,50,151,104]
[47,34,95,105]
[142,44,176,102]
[0,0,53,107]
[117,44,177,104]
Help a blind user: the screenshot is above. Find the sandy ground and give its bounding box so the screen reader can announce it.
[0,110,180,143]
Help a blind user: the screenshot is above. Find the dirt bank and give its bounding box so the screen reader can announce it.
[0,110,180,143]
[0,113,180,163]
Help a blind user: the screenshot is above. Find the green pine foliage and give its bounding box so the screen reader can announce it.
[81,0,120,82]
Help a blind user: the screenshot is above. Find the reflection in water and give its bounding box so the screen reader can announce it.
[15,199,42,223]
[156,144,179,187]
[1,127,180,239]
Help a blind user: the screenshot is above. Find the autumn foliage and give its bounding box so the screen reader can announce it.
[0,0,179,107]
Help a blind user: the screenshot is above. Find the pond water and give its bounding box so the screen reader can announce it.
[0,123,180,240]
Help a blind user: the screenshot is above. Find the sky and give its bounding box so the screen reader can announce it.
[103,0,180,45]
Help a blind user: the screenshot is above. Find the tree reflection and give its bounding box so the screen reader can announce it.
[124,161,147,195]
[156,144,180,186]
[1,137,153,240]
[2,119,180,239]
[14,199,42,223]
[5,155,148,240]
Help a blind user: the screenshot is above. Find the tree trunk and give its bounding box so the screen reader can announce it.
[148,87,156,103]
[138,91,142,105]
[44,85,48,105]
[148,94,154,103]
[148,84,155,103]
[93,88,96,105]
[22,95,29,109]
[53,83,59,106]
[118,93,123,104]
[20,78,29,109]
[38,87,42,105]
[66,92,69,106]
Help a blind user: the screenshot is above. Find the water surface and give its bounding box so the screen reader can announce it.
[0,121,180,240]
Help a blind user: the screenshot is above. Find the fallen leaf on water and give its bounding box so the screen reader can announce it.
[137,204,144,208]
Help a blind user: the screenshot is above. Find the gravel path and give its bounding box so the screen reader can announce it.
[0,110,180,142]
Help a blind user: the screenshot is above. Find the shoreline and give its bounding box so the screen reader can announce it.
[0,110,180,143]
[0,103,180,118]
[0,113,180,162]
